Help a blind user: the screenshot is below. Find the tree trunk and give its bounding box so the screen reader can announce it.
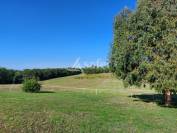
[164,89,171,106]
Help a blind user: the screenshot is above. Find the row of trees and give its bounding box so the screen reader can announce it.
[0,66,110,84]
[82,66,110,74]
[0,68,81,84]
[110,0,177,105]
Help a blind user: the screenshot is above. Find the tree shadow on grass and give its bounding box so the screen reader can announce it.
[38,91,55,93]
[129,94,177,108]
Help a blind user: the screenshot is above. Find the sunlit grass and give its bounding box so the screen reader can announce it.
[0,74,176,133]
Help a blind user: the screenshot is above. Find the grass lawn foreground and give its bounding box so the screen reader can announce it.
[0,73,176,133]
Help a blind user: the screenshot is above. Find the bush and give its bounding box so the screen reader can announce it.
[22,78,41,93]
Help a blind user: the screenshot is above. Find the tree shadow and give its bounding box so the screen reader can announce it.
[38,91,55,93]
[129,94,177,108]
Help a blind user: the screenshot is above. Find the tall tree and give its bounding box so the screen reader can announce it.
[110,0,177,106]
[109,7,132,76]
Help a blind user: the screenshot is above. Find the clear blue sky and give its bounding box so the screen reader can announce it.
[0,0,136,69]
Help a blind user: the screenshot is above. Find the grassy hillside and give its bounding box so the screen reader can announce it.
[0,73,176,133]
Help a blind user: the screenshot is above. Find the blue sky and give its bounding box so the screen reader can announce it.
[0,0,136,69]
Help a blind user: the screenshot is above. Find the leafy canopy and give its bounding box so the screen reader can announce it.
[110,0,177,92]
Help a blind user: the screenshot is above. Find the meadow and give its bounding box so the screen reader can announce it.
[0,73,176,133]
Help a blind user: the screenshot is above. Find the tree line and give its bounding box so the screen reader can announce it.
[0,68,81,84]
[82,66,110,74]
[110,0,177,105]
[0,66,110,84]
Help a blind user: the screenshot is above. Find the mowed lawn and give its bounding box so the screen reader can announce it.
[0,74,176,133]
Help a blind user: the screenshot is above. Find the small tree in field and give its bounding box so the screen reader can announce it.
[110,0,177,106]
[22,78,41,93]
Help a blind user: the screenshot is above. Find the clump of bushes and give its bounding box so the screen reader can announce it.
[22,78,41,93]
[82,66,110,74]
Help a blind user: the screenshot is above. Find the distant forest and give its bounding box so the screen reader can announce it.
[0,66,110,84]
[0,68,81,84]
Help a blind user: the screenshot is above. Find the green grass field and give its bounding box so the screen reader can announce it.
[0,74,176,133]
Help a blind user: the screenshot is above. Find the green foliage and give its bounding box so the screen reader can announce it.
[110,0,177,92]
[14,71,23,84]
[109,8,132,73]
[22,78,41,93]
[22,68,81,81]
[82,66,110,74]
[0,68,81,84]
[0,68,16,84]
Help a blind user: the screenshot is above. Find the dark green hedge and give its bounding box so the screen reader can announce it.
[0,68,81,84]
[82,66,110,74]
